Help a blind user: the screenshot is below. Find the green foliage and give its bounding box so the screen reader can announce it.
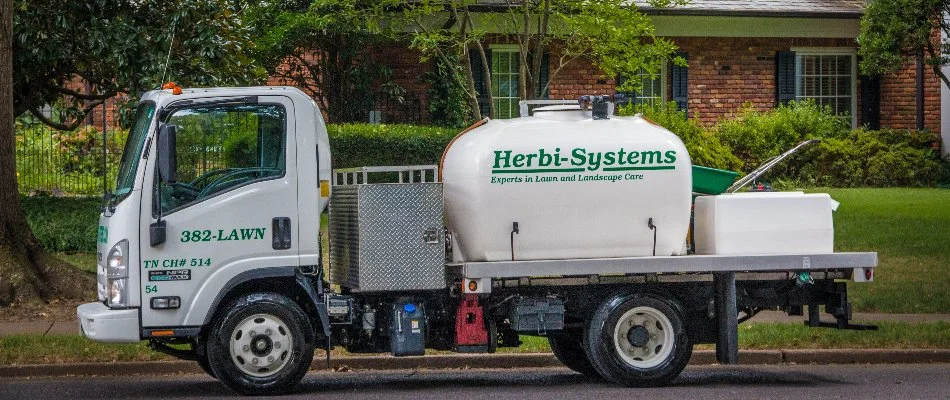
[617,102,742,171]
[13,0,266,127]
[799,129,946,187]
[15,123,127,196]
[858,0,949,87]
[22,196,101,253]
[425,56,472,128]
[251,0,398,122]
[401,0,686,120]
[327,123,459,168]
[718,100,851,172]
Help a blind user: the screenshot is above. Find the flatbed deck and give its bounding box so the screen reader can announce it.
[448,252,877,279]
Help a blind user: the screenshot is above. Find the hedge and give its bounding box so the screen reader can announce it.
[23,196,101,253]
[327,123,459,169]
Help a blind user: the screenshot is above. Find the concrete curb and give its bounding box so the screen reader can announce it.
[1,350,947,379]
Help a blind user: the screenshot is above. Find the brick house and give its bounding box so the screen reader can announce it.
[369,0,943,142]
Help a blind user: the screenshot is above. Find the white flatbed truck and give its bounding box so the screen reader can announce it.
[78,86,877,395]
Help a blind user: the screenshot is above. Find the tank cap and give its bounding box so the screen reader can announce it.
[403,303,416,314]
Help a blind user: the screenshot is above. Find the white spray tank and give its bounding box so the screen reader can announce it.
[441,99,692,262]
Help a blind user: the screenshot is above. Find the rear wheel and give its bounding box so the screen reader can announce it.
[207,292,314,395]
[584,294,691,387]
[548,330,600,379]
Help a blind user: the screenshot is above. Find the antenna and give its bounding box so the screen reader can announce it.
[159,17,179,87]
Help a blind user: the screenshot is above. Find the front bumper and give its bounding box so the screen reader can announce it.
[77,302,140,343]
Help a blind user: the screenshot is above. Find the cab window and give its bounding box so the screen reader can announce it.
[159,104,286,213]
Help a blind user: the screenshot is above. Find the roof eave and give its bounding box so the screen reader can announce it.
[641,9,864,19]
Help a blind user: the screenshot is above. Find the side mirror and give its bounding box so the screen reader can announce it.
[157,124,177,183]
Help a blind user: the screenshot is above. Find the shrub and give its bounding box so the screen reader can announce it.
[327,123,459,168]
[618,102,743,171]
[797,129,946,187]
[717,100,851,173]
[22,196,101,253]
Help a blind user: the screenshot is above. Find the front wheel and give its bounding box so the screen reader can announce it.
[584,294,691,387]
[207,292,314,395]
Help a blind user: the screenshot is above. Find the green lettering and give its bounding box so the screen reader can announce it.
[538,149,553,167]
[240,228,254,240]
[525,153,537,167]
[254,228,266,239]
[224,229,239,241]
[493,151,512,168]
[664,150,677,163]
[603,152,616,166]
[617,149,627,165]
[571,148,586,166]
[641,151,661,164]
[587,152,602,171]
[627,151,640,165]
[513,153,526,167]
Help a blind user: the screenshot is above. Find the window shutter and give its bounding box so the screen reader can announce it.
[671,51,688,111]
[538,51,550,99]
[469,50,492,117]
[860,75,881,130]
[776,51,796,106]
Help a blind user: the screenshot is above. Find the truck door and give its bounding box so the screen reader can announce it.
[139,96,299,329]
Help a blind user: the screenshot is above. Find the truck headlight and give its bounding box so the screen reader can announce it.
[106,239,129,307]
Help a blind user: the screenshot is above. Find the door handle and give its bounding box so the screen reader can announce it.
[272,217,292,250]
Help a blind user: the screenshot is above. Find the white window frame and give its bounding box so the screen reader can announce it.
[791,47,857,127]
[489,45,521,119]
[618,61,667,107]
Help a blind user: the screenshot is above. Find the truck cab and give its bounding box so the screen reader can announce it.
[79,87,331,389]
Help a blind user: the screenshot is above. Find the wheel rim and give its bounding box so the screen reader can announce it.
[229,313,293,377]
[612,306,675,369]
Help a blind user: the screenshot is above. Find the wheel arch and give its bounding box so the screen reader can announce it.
[199,267,327,343]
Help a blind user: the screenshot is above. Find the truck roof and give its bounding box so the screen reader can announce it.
[140,86,312,109]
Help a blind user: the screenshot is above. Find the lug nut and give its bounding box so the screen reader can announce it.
[252,358,258,365]
[243,345,249,352]
[249,330,257,337]
[274,342,281,349]
[265,329,272,336]
[268,356,274,362]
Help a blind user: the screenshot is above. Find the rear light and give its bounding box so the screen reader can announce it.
[865,269,873,281]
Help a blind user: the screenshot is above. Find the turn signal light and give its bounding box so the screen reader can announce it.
[468,280,478,292]
[151,330,174,337]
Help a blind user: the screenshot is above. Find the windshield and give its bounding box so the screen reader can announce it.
[113,102,156,202]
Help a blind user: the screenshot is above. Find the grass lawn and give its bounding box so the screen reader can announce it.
[817,188,950,313]
[54,188,949,313]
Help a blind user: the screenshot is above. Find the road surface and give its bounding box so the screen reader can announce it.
[1,364,947,399]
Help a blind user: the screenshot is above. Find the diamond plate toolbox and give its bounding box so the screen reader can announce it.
[329,183,445,291]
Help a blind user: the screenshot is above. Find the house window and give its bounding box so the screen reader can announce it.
[617,67,665,107]
[795,52,855,120]
[491,48,520,119]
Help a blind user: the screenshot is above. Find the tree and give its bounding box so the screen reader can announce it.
[402,0,686,121]
[252,0,403,123]
[858,0,950,88]
[1,0,264,306]
[14,0,266,129]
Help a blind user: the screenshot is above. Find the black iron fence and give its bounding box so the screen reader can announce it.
[15,101,124,197]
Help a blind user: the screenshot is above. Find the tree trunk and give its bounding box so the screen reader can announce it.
[0,0,93,306]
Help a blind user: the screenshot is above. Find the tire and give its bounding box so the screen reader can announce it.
[207,292,315,395]
[583,293,691,387]
[194,336,216,378]
[548,330,601,379]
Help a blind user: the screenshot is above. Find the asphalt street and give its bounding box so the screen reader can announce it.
[1,364,947,399]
